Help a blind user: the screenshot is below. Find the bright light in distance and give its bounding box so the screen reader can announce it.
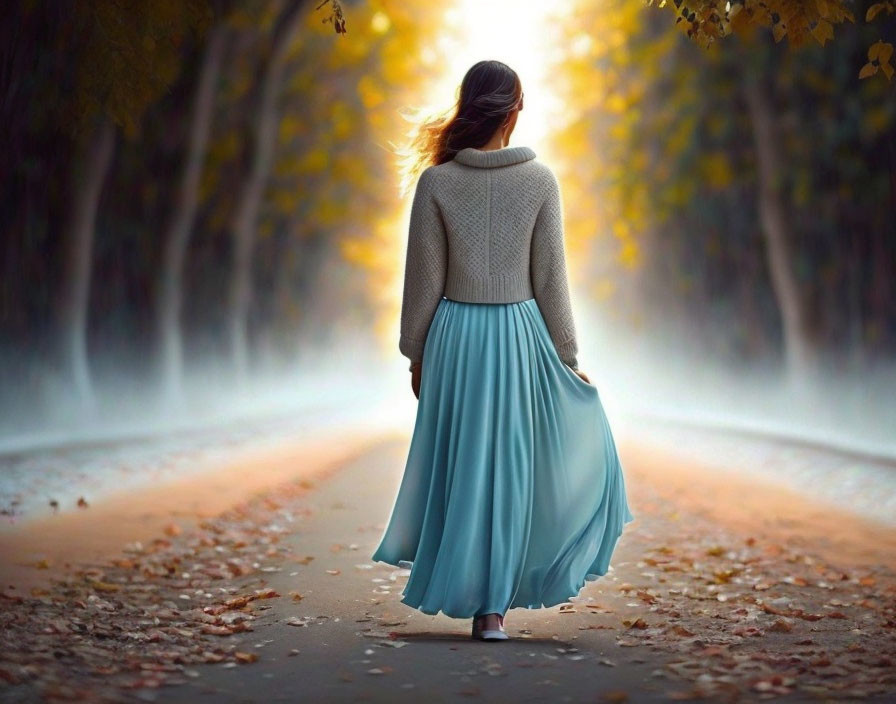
[423,0,568,158]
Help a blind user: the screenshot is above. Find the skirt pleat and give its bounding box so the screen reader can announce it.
[371,296,635,618]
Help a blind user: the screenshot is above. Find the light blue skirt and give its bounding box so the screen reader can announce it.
[372,296,634,619]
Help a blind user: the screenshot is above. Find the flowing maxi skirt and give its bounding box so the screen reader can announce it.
[371,295,635,619]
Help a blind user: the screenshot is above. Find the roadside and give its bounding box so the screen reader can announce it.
[0,425,388,594]
[1,428,893,702]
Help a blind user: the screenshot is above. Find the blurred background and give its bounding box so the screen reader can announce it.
[1,0,895,522]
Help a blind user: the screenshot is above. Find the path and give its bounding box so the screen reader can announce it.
[1,430,894,702]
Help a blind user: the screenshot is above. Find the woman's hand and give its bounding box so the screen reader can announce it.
[410,360,423,399]
[573,368,591,384]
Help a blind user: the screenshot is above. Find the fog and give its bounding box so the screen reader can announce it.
[2,305,893,527]
[2,1,894,530]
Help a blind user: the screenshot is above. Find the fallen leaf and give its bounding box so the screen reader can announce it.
[667,625,695,637]
[616,638,641,647]
[769,618,793,632]
[91,581,121,593]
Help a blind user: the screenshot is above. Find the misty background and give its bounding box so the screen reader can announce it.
[1,0,894,523]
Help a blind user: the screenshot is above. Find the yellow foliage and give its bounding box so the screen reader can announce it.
[866,2,895,22]
[869,40,894,63]
[859,62,879,79]
[297,148,329,173]
[357,75,386,109]
[649,0,859,47]
[648,0,896,83]
[330,101,354,140]
[72,0,209,136]
[605,92,629,114]
[666,114,698,159]
[315,199,346,226]
[810,19,834,46]
[370,10,391,34]
[618,239,641,270]
[368,111,388,130]
[279,115,307,142]
[612,219,632,241]
[860,41,895,80]
[700,151,733,189]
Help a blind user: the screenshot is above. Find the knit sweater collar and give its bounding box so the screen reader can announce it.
[453,145,536,168]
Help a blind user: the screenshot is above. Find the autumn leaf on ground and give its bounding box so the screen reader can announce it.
[91,581,121,592]
[769,618,793,632]
[666,625,695,637]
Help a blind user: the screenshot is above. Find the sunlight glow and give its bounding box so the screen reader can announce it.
[424,0,570,158]
[383,0,574,364]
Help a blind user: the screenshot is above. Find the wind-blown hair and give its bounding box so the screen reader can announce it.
[393,60,523,197]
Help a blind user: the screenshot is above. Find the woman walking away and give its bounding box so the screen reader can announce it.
[371,59,635,642]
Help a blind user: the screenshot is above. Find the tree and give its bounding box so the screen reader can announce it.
[228,2,311,383]
[556,0,895,384]
[156,26,228,404]
[645,0,896,383]
[737,34,820,383]
[648,0,895,79]
[56,118,117,410]
[52,1,212,408]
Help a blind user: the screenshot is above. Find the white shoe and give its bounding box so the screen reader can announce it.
[472,613,509,641]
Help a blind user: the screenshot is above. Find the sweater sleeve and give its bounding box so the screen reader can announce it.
[530,168,579,369]
[399,167,448,368]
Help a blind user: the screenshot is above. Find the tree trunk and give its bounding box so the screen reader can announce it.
[156,26,227,404]
[740,65,819,386]
[228,5,304,383]
[56,117,116,410]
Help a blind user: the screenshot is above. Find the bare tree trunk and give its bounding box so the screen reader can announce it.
[228,5,304,383]
[741,66,819,386]
[56,117,116,410]
[875,134,896,356]
[157,26,227,404]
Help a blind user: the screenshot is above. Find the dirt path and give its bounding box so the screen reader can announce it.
[1,430,894,702]
[0,425,386,593]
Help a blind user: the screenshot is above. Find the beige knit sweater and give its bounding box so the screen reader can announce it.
[399,145,579,370]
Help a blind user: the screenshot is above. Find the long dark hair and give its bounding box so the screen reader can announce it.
[394,60,523,195]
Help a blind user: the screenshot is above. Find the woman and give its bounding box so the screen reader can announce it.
[371,60,634,641]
